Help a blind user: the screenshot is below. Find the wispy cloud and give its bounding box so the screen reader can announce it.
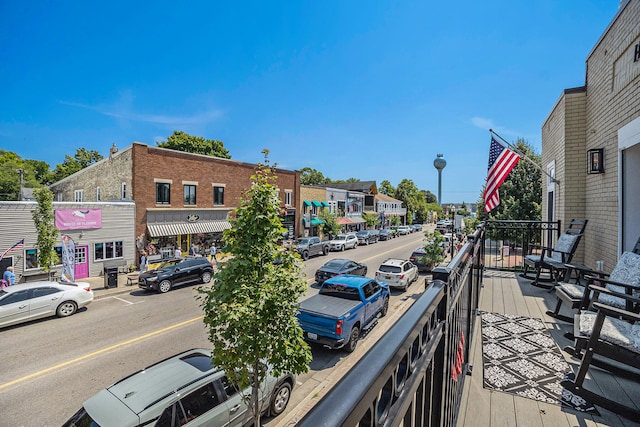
[471,117,536,141]
[59,100,224,127]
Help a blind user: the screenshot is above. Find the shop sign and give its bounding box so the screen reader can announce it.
[186,214,200,222]
[55,208,103,230]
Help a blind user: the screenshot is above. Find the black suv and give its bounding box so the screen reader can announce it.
[139,257,214,293]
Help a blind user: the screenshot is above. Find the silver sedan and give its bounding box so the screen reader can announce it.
[0,281,94,328]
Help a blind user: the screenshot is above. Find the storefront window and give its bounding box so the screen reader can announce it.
[24,247,62,269]
[94,241,124,261]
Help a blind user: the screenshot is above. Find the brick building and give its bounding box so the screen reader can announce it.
[50,142,300,263]
[542,0,640,270]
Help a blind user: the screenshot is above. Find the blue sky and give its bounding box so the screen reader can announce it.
[0,1,620,204]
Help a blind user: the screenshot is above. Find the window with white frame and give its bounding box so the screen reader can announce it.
[285,190,292,206]
[94,241,124,261]
[74,190,83,202]
[121,182,127,199]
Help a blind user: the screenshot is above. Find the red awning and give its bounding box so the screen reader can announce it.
[336,218,353,225]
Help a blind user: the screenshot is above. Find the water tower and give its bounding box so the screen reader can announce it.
[433,154,446,206]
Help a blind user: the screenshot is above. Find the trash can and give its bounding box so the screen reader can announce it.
[104,267,118,288]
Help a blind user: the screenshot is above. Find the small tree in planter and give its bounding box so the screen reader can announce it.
[422,231,446,284]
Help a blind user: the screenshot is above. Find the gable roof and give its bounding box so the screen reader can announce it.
[318,181,377,194]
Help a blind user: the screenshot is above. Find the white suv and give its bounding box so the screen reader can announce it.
[375,258,419,291]
[62,348,296,427]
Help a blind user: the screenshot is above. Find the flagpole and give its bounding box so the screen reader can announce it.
[489,129,558,184]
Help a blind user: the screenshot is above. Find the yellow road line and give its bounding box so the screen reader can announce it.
[0,316,203,391]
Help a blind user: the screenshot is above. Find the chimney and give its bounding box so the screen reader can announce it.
[109,143,118,158]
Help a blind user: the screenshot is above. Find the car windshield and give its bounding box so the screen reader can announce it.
[319,283,361,301]
[158,260,180,270]
[378,265,401,273]
[322,260,345,269]
[297,239,310,245]
[333,235,346,241]
[356,232,367,236]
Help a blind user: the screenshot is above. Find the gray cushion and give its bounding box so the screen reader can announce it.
[578,311,640,355]
[596,251,640,307]
[558,282,586,299]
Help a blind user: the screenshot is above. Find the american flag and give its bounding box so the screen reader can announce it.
[483,137,520,213]
[0,239,24,261]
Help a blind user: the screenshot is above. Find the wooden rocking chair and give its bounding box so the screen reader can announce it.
[546,247,640,323]
[561,292,640,420]
[520,219,587,289]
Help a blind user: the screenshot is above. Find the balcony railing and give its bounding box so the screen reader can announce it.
[297,220,559,427]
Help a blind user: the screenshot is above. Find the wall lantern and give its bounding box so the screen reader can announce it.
[587,148,604,174]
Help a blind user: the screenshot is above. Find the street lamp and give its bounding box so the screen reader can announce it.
[433,154,446,206]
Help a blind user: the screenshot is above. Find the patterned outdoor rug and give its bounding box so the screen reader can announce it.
[481,312,599,414]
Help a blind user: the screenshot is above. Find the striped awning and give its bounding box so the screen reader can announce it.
[147,221,232,237]
[336,218,353,225]
[349,217,366,224]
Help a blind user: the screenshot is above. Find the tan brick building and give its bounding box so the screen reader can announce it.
[542,0,640,271]
[51,142,300,263]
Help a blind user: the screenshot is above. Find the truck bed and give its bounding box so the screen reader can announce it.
[298,294,361,319]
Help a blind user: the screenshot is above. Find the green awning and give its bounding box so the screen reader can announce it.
[312,200,322,207]
[303,200,311,206]
[311,218,324,225]
[321,201,330,207]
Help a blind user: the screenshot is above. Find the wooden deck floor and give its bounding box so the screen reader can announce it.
[457,269,640,427]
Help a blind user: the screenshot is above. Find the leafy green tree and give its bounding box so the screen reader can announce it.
[362,212,380,229]
[0,151,47,200]
[158,130,231,159]
[318,209,340,239]
[300,167,331,185]
[378,180,395,196]
[199,151,311,426]
[421,189,437,204]
[332,177,360,183]
[51,148,104,183]
[395,179,427,224]
[31,188,59,274]
[421,231,446,272]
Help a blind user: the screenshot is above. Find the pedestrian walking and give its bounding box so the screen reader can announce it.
[209,243,218,266]
[189,243,196,256]
[140,251,149,273]
[3,266,16,286]
[175,247,182,258]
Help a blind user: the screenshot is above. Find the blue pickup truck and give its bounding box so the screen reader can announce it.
[296,275,390,352]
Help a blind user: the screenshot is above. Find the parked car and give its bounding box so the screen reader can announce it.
[397,225,411,235]
[62,348,296,427]
[409,247,434,272]
[378,229,394,241]
[374,258,419,291]
[297,275,389,352]
[411,224,423,233]
[315,258,367,284]
[138,256,214,293]
[356,230,378,245]
[329,233,358,251]
[295,236,330,260]
[0,281,94,328]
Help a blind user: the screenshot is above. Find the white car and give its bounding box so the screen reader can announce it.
[396,225,411,235]
[375,258,419,291]
[0,281,94,328]
[329,233,358,251]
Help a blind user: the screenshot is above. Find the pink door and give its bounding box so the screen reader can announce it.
[74,246,89,279]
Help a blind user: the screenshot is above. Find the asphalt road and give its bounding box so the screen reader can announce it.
[0,228,431,427]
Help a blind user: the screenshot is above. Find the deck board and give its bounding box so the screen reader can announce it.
[458,270,640,427]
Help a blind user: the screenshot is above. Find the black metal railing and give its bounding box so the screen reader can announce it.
[482,220,561,271]
[297,225,485,427]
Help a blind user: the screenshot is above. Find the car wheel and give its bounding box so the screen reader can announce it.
[381,297,389,317]
[302,250,309,260]
[270,382,292,416]
[201,271,212,283]
[158,280,172,293]
[323,246,329,256]
[363,267,368,276]
[340,245,345,252]
[345,326,360,353]
[56,301,77,317]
